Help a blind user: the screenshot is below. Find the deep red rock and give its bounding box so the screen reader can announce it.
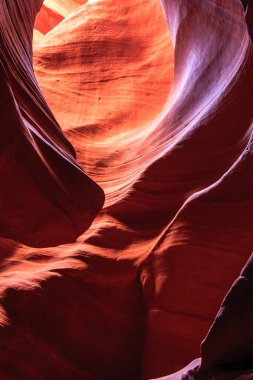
[0,0,104,248]
[0,1,253,380]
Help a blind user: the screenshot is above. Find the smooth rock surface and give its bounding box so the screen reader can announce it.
[0,0,104,248]
[0,1,252,379]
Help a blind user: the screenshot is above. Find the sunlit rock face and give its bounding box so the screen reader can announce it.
[0,1,253,380]
[33,0,174,207]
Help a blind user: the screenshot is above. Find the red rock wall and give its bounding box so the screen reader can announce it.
[0,1,252,379]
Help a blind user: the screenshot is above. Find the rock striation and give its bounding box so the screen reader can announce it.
[0,1,252,379]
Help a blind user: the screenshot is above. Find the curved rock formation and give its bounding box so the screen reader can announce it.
[0,0,252,379]
[0,0,104,248]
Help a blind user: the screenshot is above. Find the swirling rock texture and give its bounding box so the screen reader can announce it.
[0,0,104,248]
[0,0,253,380]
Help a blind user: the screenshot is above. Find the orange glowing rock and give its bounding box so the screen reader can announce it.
[0,1,253,380]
